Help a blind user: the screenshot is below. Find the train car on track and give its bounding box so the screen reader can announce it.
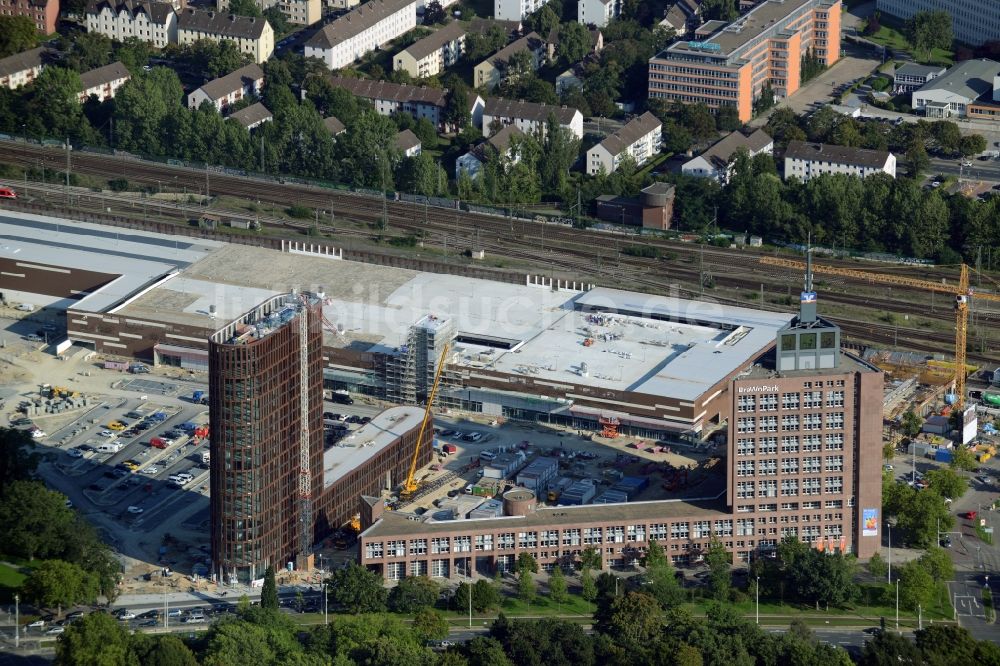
[0,187,17,199]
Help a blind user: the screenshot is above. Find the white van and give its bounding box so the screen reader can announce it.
[97,442,123,454]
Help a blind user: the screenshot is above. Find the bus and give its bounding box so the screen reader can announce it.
[0,188,16,199]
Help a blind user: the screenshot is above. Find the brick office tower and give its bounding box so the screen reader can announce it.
[209,291,324,584]
[730,253,883,559]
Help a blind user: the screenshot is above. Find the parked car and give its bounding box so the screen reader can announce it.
[126,506,144,514]
[99,430,116,438]
[66,448,84,458]
[962,511,978,520]
[46,625,65,635]
[27,619,45,628]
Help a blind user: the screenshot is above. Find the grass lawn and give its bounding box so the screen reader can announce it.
[865,25,953,66]
[0,562,27,604]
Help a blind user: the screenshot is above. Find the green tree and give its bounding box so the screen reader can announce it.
[677,102,717,141]
[859,627,921,666]
[716,105,741,132]
[55,611,135,666]
[131,634,199,666]
[326,563,388,614]
[905,141,930,177]
[556,21,591,66]
[704,541,731,601]
[701,0,738,21]
[897,559,936,610]
[0,480,76,560]
[915,625,980,666]
[951,446,978,471]
[473,578,502,612]
[517,569,536,603]
[580,547,602,570]
[466,636,514,666]
[516,552,539,575]
[412,607,449,642]
[0,16,38,59]
[868,551,888,580]
[924,468,967,500]
[959,134,987,158]
[388,575,439,613]
[0,427,36,484]
[643,540,667,568]
[527,5,559,38]
[605,592,662,648]
[452,581,472,611]
[900,410,923,438]
[581,567,597,602]
[932,120,962,155]
[904,10,953,62]
[464,26,508,63]
[548,566,568,603]
[444,84,471,130]
[227,0,262,17]
[66,32,114,72]
[260,565,278,611]
[23,559,98,616]
[115,37,153,74]
[423,0,446,25]
[538,114,580,195]
[263,7,288,35]
[918,546,954,584]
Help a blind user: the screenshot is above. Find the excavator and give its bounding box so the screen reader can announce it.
[399,343,450,500]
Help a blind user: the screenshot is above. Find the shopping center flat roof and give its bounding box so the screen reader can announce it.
[362,495,729,538]
[0,211,222,313]
[323,406,427,488]
[5,217,792,402]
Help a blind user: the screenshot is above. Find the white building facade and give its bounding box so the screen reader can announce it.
[586,111,662,175]
[0,47,47,90]
[187,63,265,111]
[482,97,583,140]
[494,0,545,22]
[577,0,618,28]
[177,9,274,63]
[305,0,417,71]
[783,140,896,182]
[393,19,466,79]
[876,0,1000,47]
[85,0,178,48]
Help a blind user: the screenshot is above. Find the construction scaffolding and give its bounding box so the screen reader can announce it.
[385,315,456,406]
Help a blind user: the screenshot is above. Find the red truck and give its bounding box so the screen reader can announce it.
[149,437,167,449]
[441,443,457,455]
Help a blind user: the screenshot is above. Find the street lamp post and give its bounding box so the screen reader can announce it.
[14,593,19,649]
[887,521,892,583]
[755,576,760,625]
[895,579,900,630]
[323,582,328,626]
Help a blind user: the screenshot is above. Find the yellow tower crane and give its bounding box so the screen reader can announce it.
[760,257,1000,409]
[400,342,451,499]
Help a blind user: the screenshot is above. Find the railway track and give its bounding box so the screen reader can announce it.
[3,140,998,364]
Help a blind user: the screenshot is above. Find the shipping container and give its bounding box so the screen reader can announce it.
[104,361,129,371]
[934,448,953,463]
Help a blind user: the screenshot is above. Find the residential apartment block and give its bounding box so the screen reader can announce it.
[577,0,618,28]
[217,0,321,25]
[494,0,543,22]
[395,128,421,157]
[0,0,59,35]
[358,284,883,580]
[78,61,131,102]
[188,63,265,111]
[393,19,466,79]
[482,97,583,140]
[473,31,544,90]
[305,0,417,71]
[0,46,48,90]
[876,0,1000,47]
[455,124,524,180]
[783,140,896,182]
[228,101,272,130]
[648,0,842,123]
[911,59,1000,120]
[85,0,178,48]
[891,62,945,95]
[177,9,274,64]
[324,75,448,128]
[586,111,662,175]
[682,128,773,183]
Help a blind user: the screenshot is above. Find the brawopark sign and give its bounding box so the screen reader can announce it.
[738,385,779,394]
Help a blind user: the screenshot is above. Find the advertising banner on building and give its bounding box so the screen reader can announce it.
[862,508,878,536]
[962,405,977,445]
